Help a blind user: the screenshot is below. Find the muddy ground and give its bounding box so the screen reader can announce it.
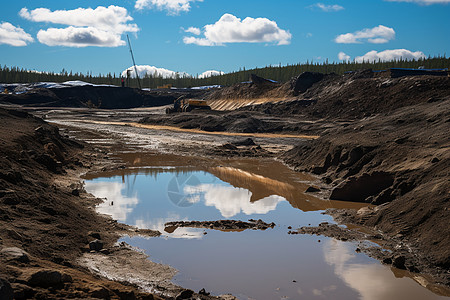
[138,73,450,288]
[0,71,449,298]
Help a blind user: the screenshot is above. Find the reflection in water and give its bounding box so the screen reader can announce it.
[324,239,444,300]
[185,183,285,218]
[84,181,138,222]
[135,214,204,239]
[85,158,445,300]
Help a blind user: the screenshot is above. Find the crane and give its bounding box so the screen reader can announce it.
[127,34,142,90]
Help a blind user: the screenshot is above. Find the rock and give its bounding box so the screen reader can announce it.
[89,239,104,251]
[0,278,13,300]
[88,231,101,240]
[198,288,210,295]
[392,255,406,270]
[305,186,320,193]
[91,287,110,299]
[71,189,80,196]
[221,143,238,150]
[27,270,63,288]
[382,257,392,265]
[232,138,256,146]
[0,247,30,263]
[431,157,440,163]
[176,289,194,299]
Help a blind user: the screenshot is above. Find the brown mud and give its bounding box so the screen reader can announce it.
[1,71,449,298]
[0,107,234,299]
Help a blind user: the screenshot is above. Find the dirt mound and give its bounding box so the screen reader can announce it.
[281,98,450,283]
[242,74,450,119]
[0,86,206,109]
[0,108,171,299]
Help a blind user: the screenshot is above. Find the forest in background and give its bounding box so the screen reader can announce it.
[1,56,449,89]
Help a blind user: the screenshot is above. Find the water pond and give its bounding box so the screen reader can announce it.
[84,154,445,300]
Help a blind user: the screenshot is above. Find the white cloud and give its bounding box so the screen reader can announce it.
[354,49,426,62]
[183,13,292,46]
[0,22,33,46]
[122,65,188,78]
[84,181,139,222]
[20,6,138,47]
[188,183,285,218]
[335,25,395,44]
[184,26,201,35]
[198,70,224,78]
[338,51,351,61]
[385,0,450,4]
[135,0,203,15]
[37,27,124,47]
[309,3,345,11]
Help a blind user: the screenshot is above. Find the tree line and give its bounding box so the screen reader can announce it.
[1,55,448,89]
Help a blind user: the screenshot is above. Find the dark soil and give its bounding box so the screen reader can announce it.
[140,73,450,287]
[0,86,206,109]
[0,107,225,299]
[164,219,276,232]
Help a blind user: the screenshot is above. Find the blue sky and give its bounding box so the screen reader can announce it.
[0,0,449,77]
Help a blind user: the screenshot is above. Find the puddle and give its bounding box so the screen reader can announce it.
[84,153,446,300]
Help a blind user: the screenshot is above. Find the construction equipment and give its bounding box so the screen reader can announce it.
[166,97,211,114]
[127,34,142,90]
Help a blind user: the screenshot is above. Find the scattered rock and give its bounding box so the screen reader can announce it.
[392,255,406,270]
[165,219,275,231]
[88,231,101,240]
[231,138,256,146]
[91,287,110,299]
[27,270,63,288]
[0,278,13,300]
[198,288,210,296]
[89,239,104,252]
[0,247,30,263]
[176,289,194,299]
[305,186,320,193]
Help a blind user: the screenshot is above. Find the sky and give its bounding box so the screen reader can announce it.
[1,0,449,78]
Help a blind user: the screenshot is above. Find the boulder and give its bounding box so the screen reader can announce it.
[176,289,194,299]
[27,270,63,288]
[0,247,30,263]
[89,239,104,251]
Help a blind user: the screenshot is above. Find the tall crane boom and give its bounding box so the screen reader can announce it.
[127,34,142,90]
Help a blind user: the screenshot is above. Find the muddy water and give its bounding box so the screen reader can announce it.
[83,153,446,300]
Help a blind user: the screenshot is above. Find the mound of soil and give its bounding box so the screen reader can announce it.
[0,86,206,109]
[282,97,450,284]
[242,74,450,120]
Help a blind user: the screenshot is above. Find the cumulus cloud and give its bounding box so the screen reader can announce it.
[198,70,224,78]
[183,13,292,46]
[184,26,201,35]
[354,49,426,62]
[0,22,33,46]
[135,0,203,15]
[385,0,450,4]
[335,25,395,44]
[20,6,138,47]
[338,51,351,61]
[309,3,345,11]
[37,27,124,47]
[122,65,188,78]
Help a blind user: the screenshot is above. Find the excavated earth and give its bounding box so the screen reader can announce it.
[139,72,450,288]
[0,71,449,298]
